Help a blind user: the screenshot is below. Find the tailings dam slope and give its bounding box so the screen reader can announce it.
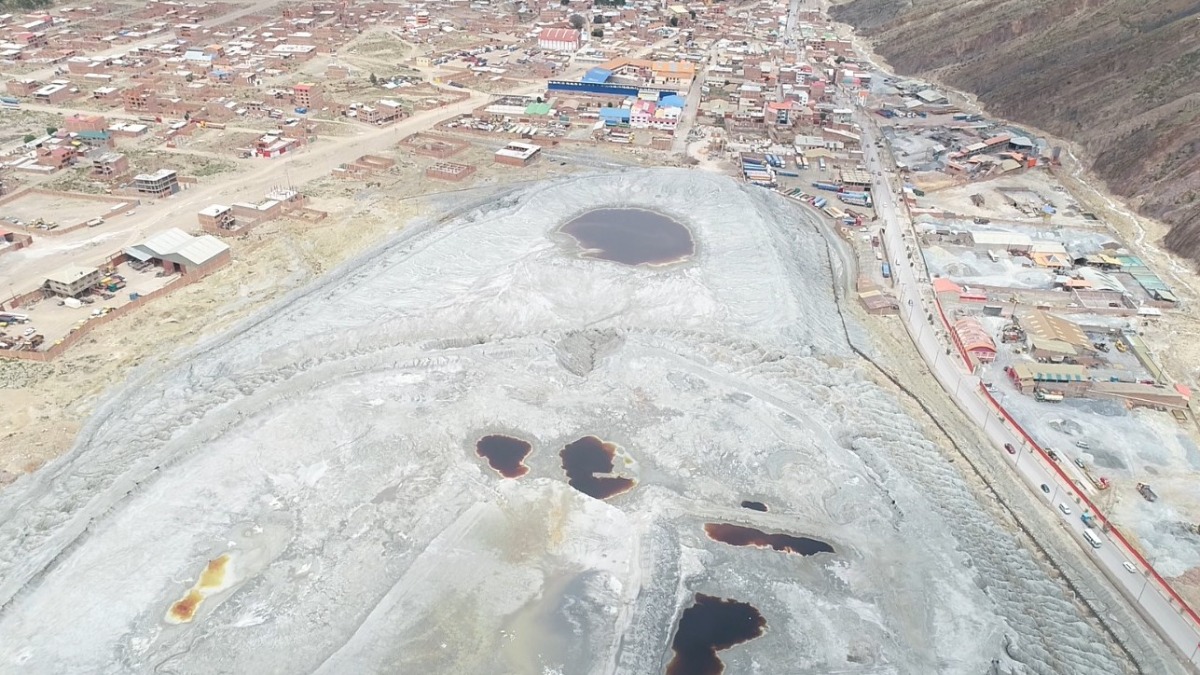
[0,169,1126,674]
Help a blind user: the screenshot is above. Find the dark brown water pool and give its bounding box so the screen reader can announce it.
[704,523,834,556]
[559,435,636,500]
[666,593,766,675]
[476,434,533,478]
[559,208,694,266]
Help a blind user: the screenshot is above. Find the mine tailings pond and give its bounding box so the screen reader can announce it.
[666,593,766,675]
[560,435,636,500]
[705,523,834,556]
[476,434,533,478]
[559,208,694,266]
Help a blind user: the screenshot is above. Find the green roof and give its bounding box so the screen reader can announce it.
[524,102,551,116]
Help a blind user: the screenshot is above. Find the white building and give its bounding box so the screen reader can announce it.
[537,27,581,52]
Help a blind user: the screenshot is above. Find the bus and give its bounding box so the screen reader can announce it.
[1082,529,1102,549]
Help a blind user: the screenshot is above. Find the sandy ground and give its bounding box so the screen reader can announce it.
[0,197,421,479]
[0,170,1138,673]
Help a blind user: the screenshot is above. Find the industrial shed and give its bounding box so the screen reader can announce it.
[952,317,996,364]
[124,227,231,276]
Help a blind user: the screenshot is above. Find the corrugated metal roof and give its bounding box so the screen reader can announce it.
[174,235,229,266]
[141,227,193,254]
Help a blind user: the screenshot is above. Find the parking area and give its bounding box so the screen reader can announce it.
[0,262,177,352]
[0,190,132,232]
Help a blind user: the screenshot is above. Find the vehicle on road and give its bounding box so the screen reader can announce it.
[1123,561,1137,573]
[1136,482,1158,502]
[1074,457,1086,468]
[1081,512,1096,528]
[1004,443,1016,455]
[1058,503,1072,515]
[1040,484,1050,494]
[1075,440,1090,449]
[1082,529,1103,549]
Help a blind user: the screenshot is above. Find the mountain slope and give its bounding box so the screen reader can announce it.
[830,0,1200,265]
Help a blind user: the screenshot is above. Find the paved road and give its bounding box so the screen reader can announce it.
[854,105,1200,668]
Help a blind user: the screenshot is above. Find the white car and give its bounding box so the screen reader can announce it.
[1122,561,1137,574]
[1058,503,1072,515]
[22,327,35,336]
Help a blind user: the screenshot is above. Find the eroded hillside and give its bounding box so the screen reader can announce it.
[830,0,1200,264]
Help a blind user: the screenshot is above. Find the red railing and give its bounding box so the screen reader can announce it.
[980,385,1200,629]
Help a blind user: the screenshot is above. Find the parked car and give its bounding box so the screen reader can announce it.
[1004,443,1016,455]
[1123,561,1137,574]
[1040,484,1051,494]
[1074,458,1086,468]
[1075,440,1090,449]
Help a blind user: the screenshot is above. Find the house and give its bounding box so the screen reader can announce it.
[537,27,581,52]
[90,151,129,180]
[494,141,542,167]
[44,265,102,297]
[197,204,234,231]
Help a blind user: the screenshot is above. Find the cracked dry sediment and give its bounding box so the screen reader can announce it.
[0,169,1156,674]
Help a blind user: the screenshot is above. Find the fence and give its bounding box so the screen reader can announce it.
[927,277,1200,638]
[0,263,224,363]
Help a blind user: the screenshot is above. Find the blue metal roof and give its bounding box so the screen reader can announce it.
[598,107,630,121]
[582,67,613,84]
[658,94,685,108]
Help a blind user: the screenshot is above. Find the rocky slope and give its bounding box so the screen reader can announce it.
[830,0,1200,265]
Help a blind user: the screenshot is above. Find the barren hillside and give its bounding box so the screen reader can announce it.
[830,0,1200,264]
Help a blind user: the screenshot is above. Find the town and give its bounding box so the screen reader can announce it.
[0,0,1199,671]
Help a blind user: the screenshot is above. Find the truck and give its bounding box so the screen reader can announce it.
[1081,512,1096,528]
[881,263,891,279]
[812,181,840,192]
[1034,390,1064,403]
[0,95,20,108]
[1136,482,1158,502]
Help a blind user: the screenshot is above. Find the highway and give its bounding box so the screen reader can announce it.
[854,105,1200,669]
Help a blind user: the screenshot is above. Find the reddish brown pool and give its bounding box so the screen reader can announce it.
[704,523,833,556]
[475,434,533,478]
[559,435,636,500]
[666,593,766,675]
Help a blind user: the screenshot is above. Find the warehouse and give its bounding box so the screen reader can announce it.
[123,228,231,276]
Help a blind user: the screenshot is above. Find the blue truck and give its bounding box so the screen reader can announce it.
[882,263,891,279]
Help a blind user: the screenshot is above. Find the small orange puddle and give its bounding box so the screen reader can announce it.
[198,555,230,589]
[166,554,233,624]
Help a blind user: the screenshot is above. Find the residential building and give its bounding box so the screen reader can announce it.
[44,265,102,297]
[293,82,321,109]
[197,204,234,231]
[134,169,180,198]
[494,141,542,167]
[90,151,129,180]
